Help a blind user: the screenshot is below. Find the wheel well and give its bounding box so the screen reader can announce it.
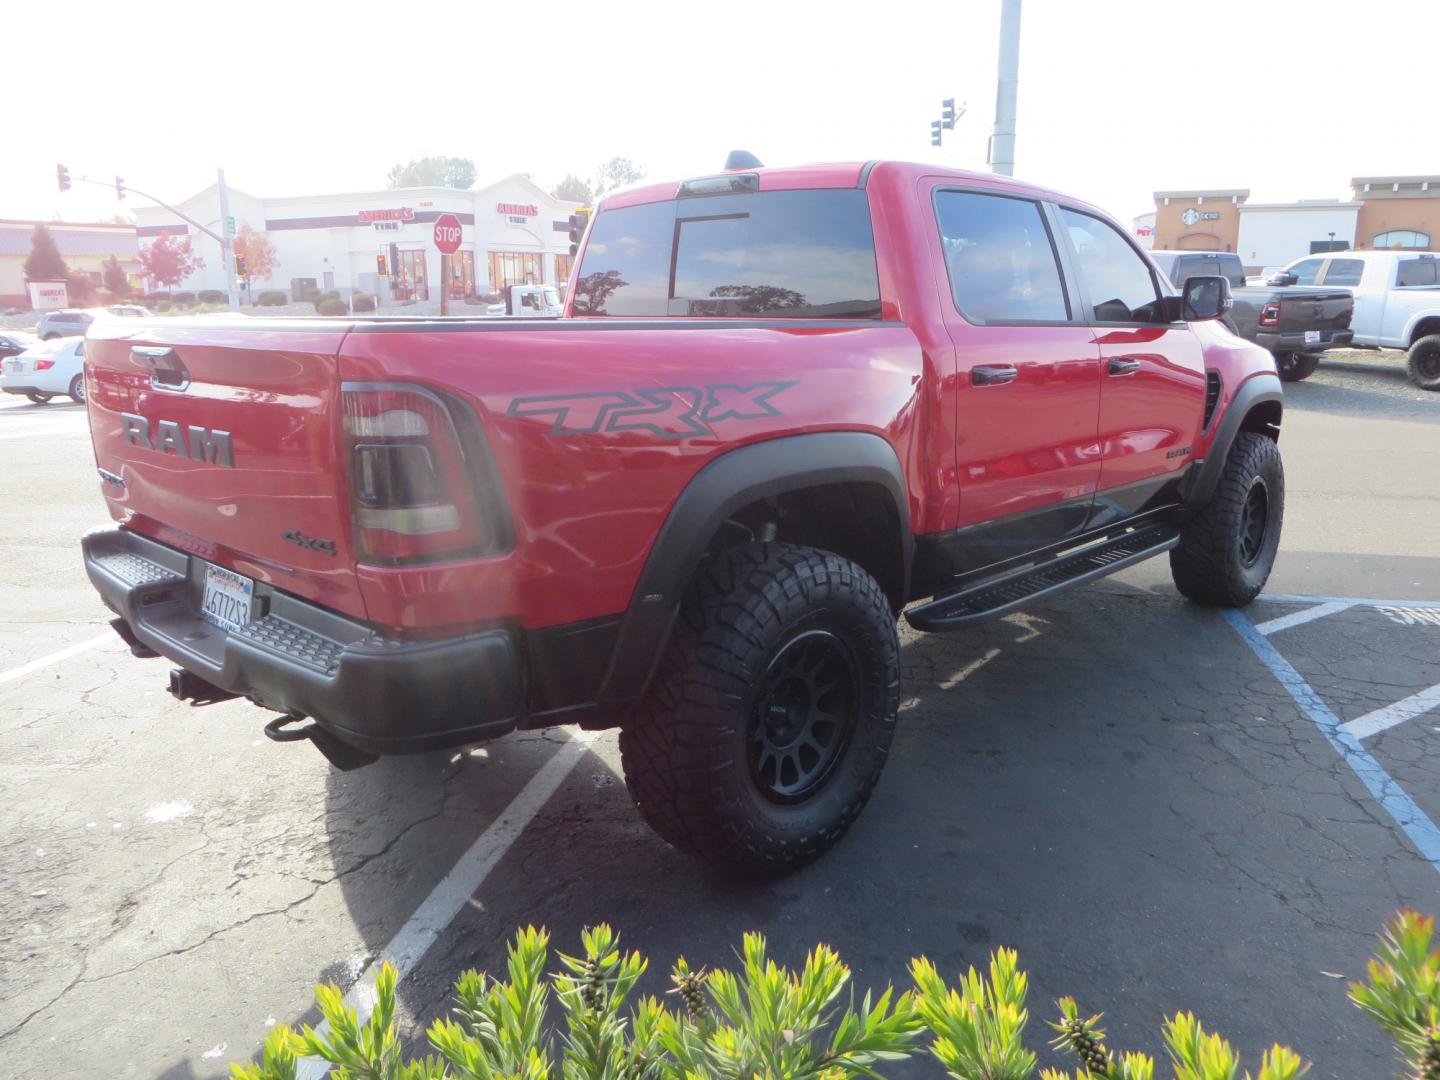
[705,481,907,612]
[1240,399,1282,442]
[1409,317,1440,348]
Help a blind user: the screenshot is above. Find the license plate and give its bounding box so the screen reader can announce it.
[200,564,254,634]
[1304,330,1321,344]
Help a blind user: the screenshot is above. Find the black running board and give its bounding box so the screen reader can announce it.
[905,524,1180,632]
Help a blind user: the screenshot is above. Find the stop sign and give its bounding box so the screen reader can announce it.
[432,213,463,254]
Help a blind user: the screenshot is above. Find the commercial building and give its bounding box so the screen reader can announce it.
[0,219,139,307]
[133,175,583,303]
[1149,174,1440,275]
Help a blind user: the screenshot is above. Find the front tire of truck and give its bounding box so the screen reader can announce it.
[1170,432,1284,607]
[1274,352,1320,382]
[619,542,900,877]
[1406,334,1440,391]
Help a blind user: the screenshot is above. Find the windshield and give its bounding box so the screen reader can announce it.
[572,188,882,318]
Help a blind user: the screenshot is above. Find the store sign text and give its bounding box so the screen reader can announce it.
[358,207,415,223]
[373,221,402,232]
[497,202,538,224]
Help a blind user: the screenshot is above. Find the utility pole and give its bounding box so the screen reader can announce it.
[216,169,239,311]
[989,0,1022,177]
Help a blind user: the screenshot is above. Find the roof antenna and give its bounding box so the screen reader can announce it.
[724,150,764,171]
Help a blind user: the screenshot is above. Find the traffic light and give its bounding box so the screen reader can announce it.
[567,209,590,257]
[57,164,71,192]
[376,253,389,276]
[234,252,247,279]
[930,120,943,147]
[941,99,957,130]
[115,176,126,200]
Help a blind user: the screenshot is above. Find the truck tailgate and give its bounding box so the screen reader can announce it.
[84,320,367,619]
[1277,291,1352,334]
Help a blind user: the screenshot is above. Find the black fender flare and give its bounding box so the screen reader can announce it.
[1187,371,1283,508]
[596,431,913,706]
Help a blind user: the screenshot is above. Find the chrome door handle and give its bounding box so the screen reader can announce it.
[1107,357,1142,376]
[971,365,1018,386]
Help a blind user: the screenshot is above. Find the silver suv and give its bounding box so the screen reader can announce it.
[35,305,149,340]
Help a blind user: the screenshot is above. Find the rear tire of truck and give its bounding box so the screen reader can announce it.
[26,393,53,405]
[1274,352,1320,382]
[619,542,900,877]
[1169,432,1284,608]
[1406,334,1440,391]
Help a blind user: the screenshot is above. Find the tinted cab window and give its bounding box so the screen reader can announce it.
[1286,258,1324,285]
[1060,208,1163,322]
[1321,258,1364,286]
[933,191,1068,323]
[1396,258,1439,287]
[574,189,881,318]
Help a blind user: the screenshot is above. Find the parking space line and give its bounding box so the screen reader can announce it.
[0,632,115,688]
[1254,599,1358,636]
[1343,683,1440,741]
[1223,610,1440,873]
[293,729,601,1079]
[1260,593,1440,609]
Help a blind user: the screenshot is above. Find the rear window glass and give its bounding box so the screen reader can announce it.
[1397,258,1439,287]
[1323,258,1364,286]
[573,189,881,318]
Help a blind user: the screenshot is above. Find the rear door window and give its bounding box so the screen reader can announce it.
[1396,258,1439,287]
[1060,207,1163,323]
[1287,258,1324,285]
[1321,258,1364,286]
[573,189,881,318]
[934,191,1068,323]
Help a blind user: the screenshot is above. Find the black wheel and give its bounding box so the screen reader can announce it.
[1406,334,1440,391]
[68,374,86,403]
[619,542,900,876]
[1170,432,1284,607]
[1274,352,1320,382]
[26,393,53,405]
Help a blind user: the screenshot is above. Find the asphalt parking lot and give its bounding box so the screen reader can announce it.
[1,350,1436,1079]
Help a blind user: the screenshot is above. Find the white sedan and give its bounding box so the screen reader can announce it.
[0,336,88,405]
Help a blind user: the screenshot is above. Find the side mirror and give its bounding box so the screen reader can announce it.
[1267,272,1298,286]
[1183,275,1233,322]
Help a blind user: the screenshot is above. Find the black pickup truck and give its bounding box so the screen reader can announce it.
[1149,250,1353,382]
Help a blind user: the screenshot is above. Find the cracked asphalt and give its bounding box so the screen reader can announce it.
[1,357,1436,1079]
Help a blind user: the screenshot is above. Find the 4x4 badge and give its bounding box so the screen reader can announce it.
[506,381,794,440]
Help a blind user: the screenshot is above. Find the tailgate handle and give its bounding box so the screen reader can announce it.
[131,346,190,391]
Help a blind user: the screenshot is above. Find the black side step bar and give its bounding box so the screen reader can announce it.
[905,524,1180,632]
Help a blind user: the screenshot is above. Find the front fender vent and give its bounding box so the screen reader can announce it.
[1203,370,1222,431]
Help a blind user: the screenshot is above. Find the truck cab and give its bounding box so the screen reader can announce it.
[486,284,563,317]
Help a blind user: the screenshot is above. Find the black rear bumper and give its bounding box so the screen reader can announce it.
[1256,328,1353,353]
[81,525,524,754]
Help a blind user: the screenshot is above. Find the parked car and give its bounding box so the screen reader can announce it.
[1149,250,1353,382]
[80,158,1284,874]
[0,336,87,404]
[1267,250,1440,390]
[0,331,38,361]
[35,305,151,340]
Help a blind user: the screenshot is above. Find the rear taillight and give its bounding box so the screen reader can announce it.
[1258,302,1281,328]
[341,383,508,565]
[35,358,56,370]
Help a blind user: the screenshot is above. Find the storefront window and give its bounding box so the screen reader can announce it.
[449,251,475,298]
[555,254,573,287]
[488,251,544,291]
[395,249,428,301]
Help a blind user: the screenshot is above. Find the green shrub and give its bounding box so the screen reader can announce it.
[256,290,287,306]
[198,289,225,303]
[172,291,196,304]
[352,291,376,312]
[302,286,321,304]
[316,297,349,316]
[154,300,172,313]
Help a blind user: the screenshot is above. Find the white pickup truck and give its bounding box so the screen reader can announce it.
[1268,250,1440,390]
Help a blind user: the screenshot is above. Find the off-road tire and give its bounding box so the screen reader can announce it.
[1170,432,1284,607]
[619,542,900,877]
[1406,334,1440,391]
[26,393,52,405]
[68,374,86,403]
[1275,352,1320,382]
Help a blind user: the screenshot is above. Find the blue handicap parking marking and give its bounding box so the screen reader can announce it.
[1224,597,1440,875]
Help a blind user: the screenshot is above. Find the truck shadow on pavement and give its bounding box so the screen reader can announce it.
[313,584,1434,1078]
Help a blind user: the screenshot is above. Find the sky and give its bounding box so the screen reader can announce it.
[6,0,1438,226]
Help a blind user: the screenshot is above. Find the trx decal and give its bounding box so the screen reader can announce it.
[506,381,794,440]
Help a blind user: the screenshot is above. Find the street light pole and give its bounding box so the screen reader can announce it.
[989,0,1022,177]
[216,169,239,311]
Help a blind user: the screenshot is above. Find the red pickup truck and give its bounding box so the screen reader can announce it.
[81,159,1285,875]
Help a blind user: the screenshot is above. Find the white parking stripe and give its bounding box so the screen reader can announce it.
[1254,600,1358,636]
[0,632,115,687]
[293,729,600,1079]
[1343,684,1440,741]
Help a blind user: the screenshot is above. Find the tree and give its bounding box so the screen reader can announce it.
[102,255,132,297]
[709,284,807,312]
[66,269,97,305]
[386,156,477,190]
[550,173,594,204]
[23,224,68,281]
[232,224,278,283]
[138,234,204,290]
[570,270,627,314]
[592,157,646,202]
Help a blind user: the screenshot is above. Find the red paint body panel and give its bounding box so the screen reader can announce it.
[82,160,1279,639]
